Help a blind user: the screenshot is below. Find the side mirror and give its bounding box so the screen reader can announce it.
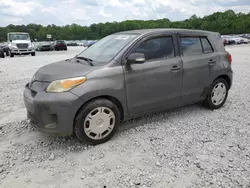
[127,53,145,64]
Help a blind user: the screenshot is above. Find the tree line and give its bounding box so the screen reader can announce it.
[0,10,250,42]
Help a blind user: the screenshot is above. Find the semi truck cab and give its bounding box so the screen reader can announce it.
[8,32,36,57]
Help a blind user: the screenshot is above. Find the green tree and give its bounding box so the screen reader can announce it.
[0,10,250,42]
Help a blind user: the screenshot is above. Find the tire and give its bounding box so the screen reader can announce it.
[5,50,9,56]
[74,98,121,145]
[10,52,14,58]
[0,51,5,58]
[204,78,229,110]
[31,52,36,56]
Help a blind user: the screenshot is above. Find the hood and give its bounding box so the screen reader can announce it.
[40,42,51,46]
[33,58,97,82]
[10,40,30,44]
[231,37,240,40]
[0,43,7,47]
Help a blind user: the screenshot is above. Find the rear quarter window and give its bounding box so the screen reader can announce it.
[201,37,213,53]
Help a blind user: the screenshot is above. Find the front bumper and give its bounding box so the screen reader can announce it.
[10,48,35,54]
[23,83,82,136]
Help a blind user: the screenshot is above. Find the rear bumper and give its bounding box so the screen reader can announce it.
[54,46,67,49]
[40,46,52,51]
[23,83,82,136]
[228,71,233,89]
[228,40,235,45]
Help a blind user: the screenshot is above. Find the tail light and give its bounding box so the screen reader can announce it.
[227,53,232,64]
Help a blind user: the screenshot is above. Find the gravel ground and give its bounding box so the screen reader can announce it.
[0,45,249,188]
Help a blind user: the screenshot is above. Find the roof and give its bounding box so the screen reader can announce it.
[116,28,217,35]
[8,32,29,34]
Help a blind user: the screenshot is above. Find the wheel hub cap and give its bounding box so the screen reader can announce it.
[84,107,115,140]
[211,82,227,106]
[96,119,104,127]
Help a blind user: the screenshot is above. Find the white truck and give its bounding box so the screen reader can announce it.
[7,32,36,57]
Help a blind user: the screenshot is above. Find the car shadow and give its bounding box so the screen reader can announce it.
[118,102,206,133]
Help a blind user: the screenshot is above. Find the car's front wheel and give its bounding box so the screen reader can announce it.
[0,51,5,58]
[5,50,9,56]
[204,78,229,110]
[10,51,14,58]
[74,98,120,145]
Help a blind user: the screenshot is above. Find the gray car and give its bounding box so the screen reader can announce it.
[23,29,233,145]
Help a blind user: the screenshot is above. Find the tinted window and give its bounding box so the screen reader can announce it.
[57,41,65,44]
[201,37,213,53]
[133,37,174,61]
[180,37,202,56]
[9,33,30,41]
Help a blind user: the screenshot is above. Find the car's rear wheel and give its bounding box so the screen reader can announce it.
[204,78,229,109]
[74,98,120,145]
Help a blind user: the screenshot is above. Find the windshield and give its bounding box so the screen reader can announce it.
[77,34,139,64]
[57,41,65,44]
[8,33,30,41]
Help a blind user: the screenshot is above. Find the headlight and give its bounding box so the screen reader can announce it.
[46,77,87,93]
[10,43,17,49]
[28,43,34,48]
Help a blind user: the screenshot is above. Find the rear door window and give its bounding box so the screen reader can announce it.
[201,37,213,53]
[57,41,65,44]
[180,37,203,56]
[133,37,174,61]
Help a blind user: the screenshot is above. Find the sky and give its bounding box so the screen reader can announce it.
[0,0,250,27]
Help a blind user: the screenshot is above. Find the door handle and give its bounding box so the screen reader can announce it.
[171,65,181,71]
[208,59,216,66]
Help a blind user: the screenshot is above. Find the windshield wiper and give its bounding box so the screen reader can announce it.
[75,56,94,66]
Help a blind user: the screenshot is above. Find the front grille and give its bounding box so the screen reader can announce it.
[17,43,28,49]
[28,112,38,126]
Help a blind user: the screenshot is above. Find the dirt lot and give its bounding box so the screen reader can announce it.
[0,45,250,188]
